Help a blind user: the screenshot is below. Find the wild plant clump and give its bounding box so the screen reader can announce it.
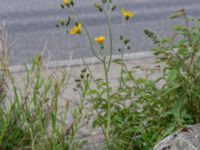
[106,9,200,149]
[0,27,86,149]
[58,1,200,149]
[1,0,200,149]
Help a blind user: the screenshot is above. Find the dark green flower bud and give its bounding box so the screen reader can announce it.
[112,5,116,11]
[81,68,87,73]
[95,3,103,12]
[60,4,65,9]
[59,19,65,26]
[80,74,84,79]
[75,79,81,82]
[124,39,130,45]
[86,73,90,78]
[66,17,71,26]
[71,1,74,6]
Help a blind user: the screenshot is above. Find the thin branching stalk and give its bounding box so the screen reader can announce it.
[105,4,113,72]
[70,6,103,62]
[102,56,111,146]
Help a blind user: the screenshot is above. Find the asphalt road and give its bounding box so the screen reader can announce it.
[0,0,200,65]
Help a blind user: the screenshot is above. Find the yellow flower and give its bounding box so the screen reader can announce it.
[63,0,70,5]
[69,23,81,35]
[121,8,135,19]
[95,35,106,44]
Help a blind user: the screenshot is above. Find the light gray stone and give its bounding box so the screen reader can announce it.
[153,124,200,150]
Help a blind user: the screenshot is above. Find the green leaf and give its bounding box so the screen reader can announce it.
[92,117,104,128]
[167,69,178,82]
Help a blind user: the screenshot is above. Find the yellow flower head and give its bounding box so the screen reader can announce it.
[95,35,106,44]
[69,23,81,35]
[63,0,70,5]
[121,8,135,19]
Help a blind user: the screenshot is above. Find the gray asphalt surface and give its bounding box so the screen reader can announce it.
[0,0,200,65]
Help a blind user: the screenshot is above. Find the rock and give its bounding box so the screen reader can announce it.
[153,124,200,150]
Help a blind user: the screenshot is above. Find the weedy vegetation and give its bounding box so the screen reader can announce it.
[1,0,200,149]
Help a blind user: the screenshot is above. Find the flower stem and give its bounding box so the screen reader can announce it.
[106,7,113,72]
[103,57,111,146]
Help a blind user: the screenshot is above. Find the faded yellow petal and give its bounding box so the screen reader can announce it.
[69,24,81,35]
[95,35,106,44]
[121,8,135,18]
[63,0,70,5]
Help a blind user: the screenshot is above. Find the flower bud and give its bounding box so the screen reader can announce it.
[95,3,103,12]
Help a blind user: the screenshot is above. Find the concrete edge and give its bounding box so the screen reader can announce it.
[9,51,153,73]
